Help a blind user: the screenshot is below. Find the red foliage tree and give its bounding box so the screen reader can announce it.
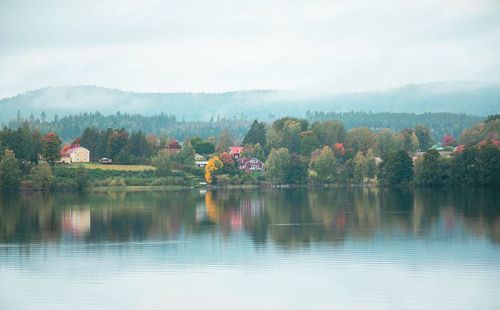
[333,143,346,157]
[441,135,456,147]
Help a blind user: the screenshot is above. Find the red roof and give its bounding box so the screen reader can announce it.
[167,140,182,150]
[61,145,83,156]
[228,146,244,154]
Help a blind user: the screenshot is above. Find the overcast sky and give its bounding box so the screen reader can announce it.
[0,0,499,98]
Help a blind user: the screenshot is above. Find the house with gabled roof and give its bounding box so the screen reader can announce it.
[228,146,245,159]
[237,157,264,172]
[61,145,90,164]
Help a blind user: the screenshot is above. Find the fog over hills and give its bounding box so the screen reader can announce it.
[1,81,499,123]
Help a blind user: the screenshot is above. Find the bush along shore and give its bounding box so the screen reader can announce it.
[0,114,499,192]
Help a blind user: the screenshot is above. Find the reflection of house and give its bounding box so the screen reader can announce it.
[228,146,245,159]
[61,146,90,164]
[238,157,264,172]
[166,139,182,155]
[194,153,208,168]
[61,209,91,236]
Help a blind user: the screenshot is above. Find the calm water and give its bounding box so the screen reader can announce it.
[1,188,499,309]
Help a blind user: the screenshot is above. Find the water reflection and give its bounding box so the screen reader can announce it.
[0,188,499,247]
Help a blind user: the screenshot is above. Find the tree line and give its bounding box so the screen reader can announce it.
[4,111,482,142]
[0,114,498,192]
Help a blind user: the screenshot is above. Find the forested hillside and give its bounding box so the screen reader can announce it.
[5,111,482,142]
[0,81,499,123]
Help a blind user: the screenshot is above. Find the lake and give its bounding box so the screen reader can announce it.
[1,188,499,309]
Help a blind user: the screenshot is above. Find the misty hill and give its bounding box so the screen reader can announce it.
[1,81,499,123]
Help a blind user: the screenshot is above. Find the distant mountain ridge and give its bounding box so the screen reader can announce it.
[1,81,499,123]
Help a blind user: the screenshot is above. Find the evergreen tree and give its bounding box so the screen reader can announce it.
[243,120,267,146]
[414,149,449,186]
[285,154,309,184]
[216,128,234,152]
[477,144,500,185]
[0,149,21,192]
[415,125,433,150]
[378,151,413,186]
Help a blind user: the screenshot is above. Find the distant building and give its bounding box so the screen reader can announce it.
[238,157,264,172]
[228,146,245,159]
[61,146,90,164]
[194,153,208,168]
[166,139,182,155]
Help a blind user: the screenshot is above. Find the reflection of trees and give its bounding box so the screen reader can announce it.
[0,187,499,247]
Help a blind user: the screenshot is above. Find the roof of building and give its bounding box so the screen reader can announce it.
[61,145,89,156]
[167,140,182,149]
[228,146,245,154]
[238,157,264,165]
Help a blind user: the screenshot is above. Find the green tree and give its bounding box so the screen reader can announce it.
[285,154,309,184]
[477,144,500,185]
[42,132,62,165]
[311,120,346,146]
[376,129,403,157]
[299,131,320,156]
[74,165,90,191]
[107,129,130,162]
[243,120,266,146]
[265,148,290,184]
[130,130,152,164]
[378,151,413,186]
[151,150,171,177]
[353,151,368,184]
[242,143,266,162]
[0,149,21,192]
[366,148,377,178]
[191,136,215,155]
[216,128,234,152]
[346,127,376,154]
[414,149,449,186]
[80,127,99,161]
[311,146,336,184]
[415,125,433,150]
[450,147,479,186]
[174,139,195,165]
[31,161,54,190]
[397,129,420,153]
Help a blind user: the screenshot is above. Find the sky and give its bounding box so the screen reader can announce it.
[0,0,500,98]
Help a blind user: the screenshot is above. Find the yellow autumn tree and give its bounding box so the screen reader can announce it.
[205,156,223,184]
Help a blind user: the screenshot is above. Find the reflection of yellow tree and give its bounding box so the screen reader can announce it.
[205,191,218,223]
[205,156,223,184]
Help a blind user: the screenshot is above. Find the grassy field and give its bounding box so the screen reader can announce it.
[72,163,156,171]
